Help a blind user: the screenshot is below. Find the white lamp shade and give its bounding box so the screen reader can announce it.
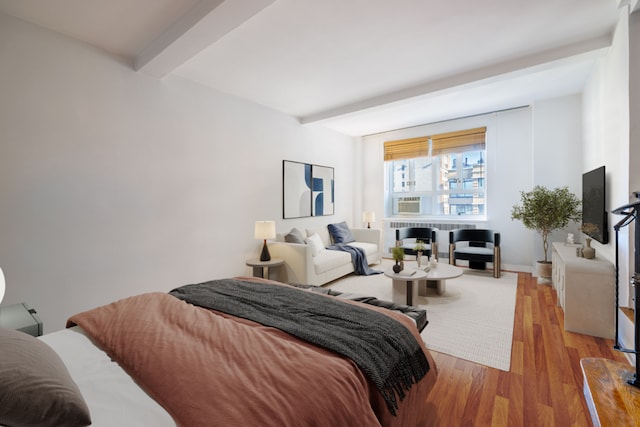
[254,221,276,240]
[362,211,375,223]
[0,267,5,304]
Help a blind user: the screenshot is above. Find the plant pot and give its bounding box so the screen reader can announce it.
[537,261,552,284]
[392,262,401,273]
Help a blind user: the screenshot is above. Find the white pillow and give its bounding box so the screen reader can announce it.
[306,227,331,247]
[305,233,325,257]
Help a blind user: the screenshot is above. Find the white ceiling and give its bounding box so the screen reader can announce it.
[0,0,627,136]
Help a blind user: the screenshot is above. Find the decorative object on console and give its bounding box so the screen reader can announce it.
[362,211,375,228]
[582,238,595,259]
[580,222,599,259]
[282,160,334,218]
[255,220,276,261]
[511,186,581,281]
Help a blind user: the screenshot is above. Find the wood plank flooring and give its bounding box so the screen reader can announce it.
[421,272,629,427]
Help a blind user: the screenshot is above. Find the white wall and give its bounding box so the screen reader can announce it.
[0,13,355,333]
[531,95,583,263]
[583,9,630,305]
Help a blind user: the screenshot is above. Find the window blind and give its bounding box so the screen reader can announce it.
[384,127,486,160]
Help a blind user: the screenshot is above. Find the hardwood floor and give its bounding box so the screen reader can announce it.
[421,272,629,427]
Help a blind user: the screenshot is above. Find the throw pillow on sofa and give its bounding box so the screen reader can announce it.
[305,233,325,257]
[328,221,356,244]
[284,227,306,244]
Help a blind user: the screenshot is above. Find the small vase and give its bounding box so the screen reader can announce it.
[400,260,405,271]
[583,238,595,259]
[416,251,423,267]
[393,261,401,273]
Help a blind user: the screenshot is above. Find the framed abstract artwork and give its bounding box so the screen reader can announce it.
[283,160,312,219]
[282,161,334,218]
[311,164,334,216]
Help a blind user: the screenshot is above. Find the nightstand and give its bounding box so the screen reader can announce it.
[246,258,284,281]
[0,302,43,337]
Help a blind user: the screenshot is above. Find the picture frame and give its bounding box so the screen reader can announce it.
[282,160,334,218]
[283,160,312,219]
[311,164,334,216]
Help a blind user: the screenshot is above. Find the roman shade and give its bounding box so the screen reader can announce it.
[384,127,487,161]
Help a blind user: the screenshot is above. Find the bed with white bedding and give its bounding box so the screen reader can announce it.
[39,327,175,426]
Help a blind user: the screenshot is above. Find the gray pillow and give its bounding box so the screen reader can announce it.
[284,227,306,244]
[0,327,91,427]
[328,221,356,244]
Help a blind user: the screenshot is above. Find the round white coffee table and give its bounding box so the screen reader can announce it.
[416,262,463,295]
[383,267,428,306]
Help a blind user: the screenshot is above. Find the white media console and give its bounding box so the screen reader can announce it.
[551,242,616,339]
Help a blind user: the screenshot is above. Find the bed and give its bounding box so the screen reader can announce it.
[0,277,437,427]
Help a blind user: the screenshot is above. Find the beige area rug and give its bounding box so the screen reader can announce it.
[327,259,518,371]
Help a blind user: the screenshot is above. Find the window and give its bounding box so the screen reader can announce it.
[384,127,486,218]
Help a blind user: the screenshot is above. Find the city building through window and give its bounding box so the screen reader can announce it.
[384,127,486,218]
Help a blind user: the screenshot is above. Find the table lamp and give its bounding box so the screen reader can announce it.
[362,211,375,228]
[255,221,276,261]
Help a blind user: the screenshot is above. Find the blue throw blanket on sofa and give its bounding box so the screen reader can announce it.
[327,244,382,275]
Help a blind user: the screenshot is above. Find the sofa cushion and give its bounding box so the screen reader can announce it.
[327,221,356,244]
[313,249,351,274]
[284,227,306,244]
[348,241,378,258]
[305,233,325,257]
[306,227,332,247]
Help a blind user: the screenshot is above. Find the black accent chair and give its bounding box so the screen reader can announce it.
[449,229,501,278]
[396,227,438,259]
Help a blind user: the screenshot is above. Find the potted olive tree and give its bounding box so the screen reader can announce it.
[511,186,581,281]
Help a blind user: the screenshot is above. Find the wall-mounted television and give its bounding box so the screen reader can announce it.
[582,165,608,244]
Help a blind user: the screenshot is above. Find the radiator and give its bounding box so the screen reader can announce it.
[384,220,476,259]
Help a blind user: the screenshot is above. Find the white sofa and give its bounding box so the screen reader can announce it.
[269,225,382,286]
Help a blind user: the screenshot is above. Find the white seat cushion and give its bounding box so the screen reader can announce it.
[314,250,351,274]
[455,247,493,256]
[347,242,378,258]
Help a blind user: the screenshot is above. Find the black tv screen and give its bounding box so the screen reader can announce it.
[582,166,608,244]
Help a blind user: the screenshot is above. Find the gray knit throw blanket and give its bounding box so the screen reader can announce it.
[169,279,430,416]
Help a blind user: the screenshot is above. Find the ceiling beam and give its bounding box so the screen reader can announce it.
[135,0,274,78]
[301,35,612,125]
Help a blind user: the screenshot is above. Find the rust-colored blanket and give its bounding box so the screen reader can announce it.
[68,285,437,426]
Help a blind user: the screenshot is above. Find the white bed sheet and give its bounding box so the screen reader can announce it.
[39,326,175,426]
